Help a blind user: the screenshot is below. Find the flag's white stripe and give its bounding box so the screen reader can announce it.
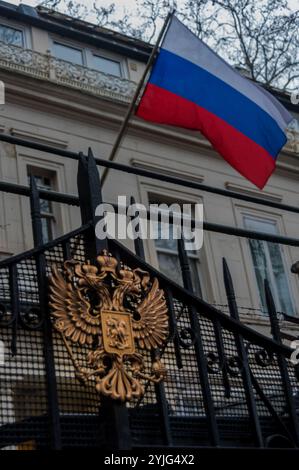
[162,17,292,132]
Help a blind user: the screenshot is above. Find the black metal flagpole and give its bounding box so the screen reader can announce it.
[102,10,175,181]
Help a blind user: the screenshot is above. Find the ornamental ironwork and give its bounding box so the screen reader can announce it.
[49,250,169,402]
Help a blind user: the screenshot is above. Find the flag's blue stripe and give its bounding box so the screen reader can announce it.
[149,49,287,159]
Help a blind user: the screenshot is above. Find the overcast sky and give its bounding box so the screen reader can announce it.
[7,0,152,13]
[6,0,299,18]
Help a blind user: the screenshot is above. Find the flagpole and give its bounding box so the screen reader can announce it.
[102,10,175,181]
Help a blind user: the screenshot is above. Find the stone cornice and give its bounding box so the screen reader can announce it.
[10,128,69,148]
[131,158,205,183]
[224,182,283,203]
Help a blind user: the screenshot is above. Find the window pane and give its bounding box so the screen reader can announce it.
[248,238,270,312]
[155,221,178,252]
[244,216,277,234]
[156,249,202,296]
[31,175,53,214]
[40,200,51,214]
[41,218,53,244]
[0,24,23,46]
[53,42,83,65]
[157,252,182,286]
[189,257,202,297]
[92,55,121,76]
[267,242,294,313]
[154,220,202,296]
[27,171,55,243]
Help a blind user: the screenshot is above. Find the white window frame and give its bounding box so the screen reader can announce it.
[27,167,56,244]
[50,36,87,66]
[153,220,203,297]
[17,153,71,251]
[86,48,127,78]
[136,179,213,300]
[243,214,295,314]
[50,36,128,78]
[233,203,298,316]
[0,18,31,48]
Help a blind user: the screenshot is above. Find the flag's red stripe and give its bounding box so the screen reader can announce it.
[136,83,275,189]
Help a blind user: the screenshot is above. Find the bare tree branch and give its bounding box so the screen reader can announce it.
[38,0,299,91]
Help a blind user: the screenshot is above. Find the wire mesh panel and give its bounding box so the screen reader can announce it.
[0,227,298,449]
[44,233,104,448]
[126,292,299,447]
[0,228,105,449]
[0,262,49,449]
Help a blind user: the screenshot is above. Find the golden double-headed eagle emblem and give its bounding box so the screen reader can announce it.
[48,250,169,402]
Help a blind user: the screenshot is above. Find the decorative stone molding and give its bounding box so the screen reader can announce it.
[224,182,283,202]
[10,128,69,148]
[0,41,136,104]
[131,158,205,183]
[0,42,49,79]
[51,57,136,102]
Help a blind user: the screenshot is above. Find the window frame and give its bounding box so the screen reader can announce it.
[86,45,127,77]
[49,35,88,67]
[51,39,85,66]
[50,36,128,78]
[27,167,57,244]
[16,152,71,251]
[234,203,298,316]
[154,221,203,297]
[0,19,30,48]
[27,168,57,244]
[89,50,125,77]
[150,195,203,296]
[243,214,295,314]
[136,180,211,299]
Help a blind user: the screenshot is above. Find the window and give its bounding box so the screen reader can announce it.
[174,391,201,416]
[51,39,124,76]
[154,220,202,297]
[0,24,23,46]
[53,42,83,65]
[27,169,56,243]
[92,54,122,77]
[177,396,201,416]
[244,215,294,314]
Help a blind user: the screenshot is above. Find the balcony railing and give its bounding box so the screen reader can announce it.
[0,41,136,103]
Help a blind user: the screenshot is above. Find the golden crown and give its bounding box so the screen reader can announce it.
[97,250,118,274]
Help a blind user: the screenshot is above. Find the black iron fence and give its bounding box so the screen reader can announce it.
[0,134,298,449]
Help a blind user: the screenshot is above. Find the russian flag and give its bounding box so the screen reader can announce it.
[136,17,293,189]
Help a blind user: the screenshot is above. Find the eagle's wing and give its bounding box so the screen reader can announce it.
[49,265,101,346]
[133,278,168,350]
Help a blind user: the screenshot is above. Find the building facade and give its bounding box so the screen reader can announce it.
[0,1,298,331]
[0,1,299,450]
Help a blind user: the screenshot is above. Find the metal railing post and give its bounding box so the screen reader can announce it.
[77,148,132,450]
[8,264,19,356]
[130,196,173,446]
[223,258,263,447]
[265,280,299,447]
[178,238,220,446]
[29,175,62,449]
